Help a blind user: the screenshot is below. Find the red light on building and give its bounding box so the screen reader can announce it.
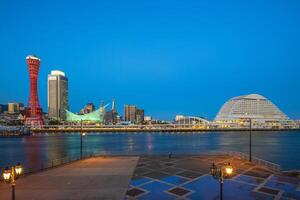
[24,55,43,126]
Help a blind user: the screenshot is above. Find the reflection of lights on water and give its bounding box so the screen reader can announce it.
[147,134,153,151]
[128,138,134,151]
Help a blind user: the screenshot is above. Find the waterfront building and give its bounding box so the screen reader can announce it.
[136,109,144,124]
[175,115,210,127]
[48,70,69,120]
[8,103,20,114]
[124,105,145,124]
[80,103,95,114]
[144,116,152,122]
[295,120,300,128]
[24,55,43,126]
[124,105,137,123]
[66,104,107,123]
[104,99,118,124]
[0,104,8,114]
[214,94,297,129]
[175,115,185,121]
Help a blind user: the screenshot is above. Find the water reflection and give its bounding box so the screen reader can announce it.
[22,137,42,171]
[0,131,300,170]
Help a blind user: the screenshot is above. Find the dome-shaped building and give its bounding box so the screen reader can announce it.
[214,94,297,129]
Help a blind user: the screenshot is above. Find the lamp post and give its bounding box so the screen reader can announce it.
[249,118,252,162]
[210,162,233,200]
[2,163,23,200]
[80,120,86,159]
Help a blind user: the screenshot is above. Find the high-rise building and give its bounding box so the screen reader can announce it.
[124,105,137,123]
[136,109,144,124]
[8,103,20,114]
[48,70,69,120]
[124,105,145,124]
[25,55,43,126]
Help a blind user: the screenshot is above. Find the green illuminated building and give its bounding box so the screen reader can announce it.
[65,106,106,122]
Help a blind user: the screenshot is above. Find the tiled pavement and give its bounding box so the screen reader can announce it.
[125,155,300,200]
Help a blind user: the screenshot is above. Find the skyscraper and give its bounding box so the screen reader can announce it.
[48,70,69,120]
[136,109,144,124]
[8,103,20,114]
[124,105,137,123]
[25,55,43,126]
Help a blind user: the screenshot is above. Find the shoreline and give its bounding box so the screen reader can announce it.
[30,127,300,133]
[0,127,300,136]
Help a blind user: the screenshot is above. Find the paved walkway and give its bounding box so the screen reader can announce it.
[0,156,138,200]
[1,155,299,200]
[125,155,300,200]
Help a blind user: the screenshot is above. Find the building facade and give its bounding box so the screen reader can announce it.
[214,94,297,129]
[66,104,107,123]
[124,105,145,124]
[48,70,69,121]
[124,105,136,123]
[0,104,8,114]
[8,103,19,114]
[80,103,95,114]
[136,109,144,124]
[104,99,118,124]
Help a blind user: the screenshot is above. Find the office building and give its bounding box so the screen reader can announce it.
[8,103,20,114]
[124,105,145,124]
[124,105,137,123]
[136,109,144,124]
[48,70,69,120]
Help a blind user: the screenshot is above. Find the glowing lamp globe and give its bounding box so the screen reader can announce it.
[15,163,23,176]
[225,163,233,175]
[3,167,11,182]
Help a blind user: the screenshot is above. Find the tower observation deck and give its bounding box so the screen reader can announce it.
[24,55,43,126]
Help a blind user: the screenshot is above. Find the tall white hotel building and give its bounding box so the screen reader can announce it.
[47,70,69,121]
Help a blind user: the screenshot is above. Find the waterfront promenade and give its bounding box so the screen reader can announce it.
[29,125,300,134]
[1,154,300,199]
[0,157,138,200]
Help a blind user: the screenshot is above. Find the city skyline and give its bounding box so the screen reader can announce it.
[1,0,300,120]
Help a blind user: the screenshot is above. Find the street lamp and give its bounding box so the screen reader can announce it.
[248,118,252,162]
[2,163,23,200]
[80,120,86,159]
[210,162,233,200]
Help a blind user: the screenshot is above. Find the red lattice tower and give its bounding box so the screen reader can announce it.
[24,55,44,126]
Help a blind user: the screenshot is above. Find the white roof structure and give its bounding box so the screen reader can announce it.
[50,70,65,77]
[215,93,289,121]
[26,55,40,61]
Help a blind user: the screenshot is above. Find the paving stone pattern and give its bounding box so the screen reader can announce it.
[125,155,300,200]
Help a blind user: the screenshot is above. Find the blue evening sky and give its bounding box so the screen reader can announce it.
[0,0,299,120]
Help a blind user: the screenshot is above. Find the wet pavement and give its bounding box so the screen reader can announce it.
[125,155,300,200]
